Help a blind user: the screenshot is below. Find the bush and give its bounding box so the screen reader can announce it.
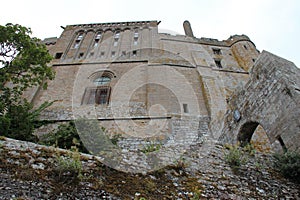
[273,151,300,183]
[141,141,161,154]
[53,148,83,183]
[224,144,247,169]
[39,121,89,153]
[0,101,52,142]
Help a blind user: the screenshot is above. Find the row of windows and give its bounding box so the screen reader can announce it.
[71,50,138,59]
[74,30,139,49]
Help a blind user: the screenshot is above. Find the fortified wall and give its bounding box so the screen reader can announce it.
[29,20,262,152]
[219,51,300,152]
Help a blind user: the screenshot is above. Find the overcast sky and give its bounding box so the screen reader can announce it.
[1,0,299,67]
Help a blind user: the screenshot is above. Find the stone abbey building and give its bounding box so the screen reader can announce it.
[29,20,299,154]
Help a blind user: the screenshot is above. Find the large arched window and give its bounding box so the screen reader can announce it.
[82,71,114,105]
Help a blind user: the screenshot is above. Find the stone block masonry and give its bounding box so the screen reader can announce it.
[219,51,300,152]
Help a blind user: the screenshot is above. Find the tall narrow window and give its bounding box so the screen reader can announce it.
[74,33,83,48]
[94,32,102,47]
[113,31,120,46]
[134,29,139,38]
[133,29,139,45]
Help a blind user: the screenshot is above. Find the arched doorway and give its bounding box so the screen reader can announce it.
[238,121,273,153]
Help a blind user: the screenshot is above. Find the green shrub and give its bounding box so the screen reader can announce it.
[141,141,161,154]
[53,148,83,183]
[39,121,89,153]
[0,101,52,142]
[273,151,300,183]
[224,144,247,169]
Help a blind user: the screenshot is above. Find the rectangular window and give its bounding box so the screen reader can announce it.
[83,87,111,105]
[55,52,63,59]
[100,51,105,57]
[111,51,116,57]
[212,48,222,55]
[214,59,222,68]
[183,104,189,113]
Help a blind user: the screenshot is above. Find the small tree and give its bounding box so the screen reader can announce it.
[0,23,55,141]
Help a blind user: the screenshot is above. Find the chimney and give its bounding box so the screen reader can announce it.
[183,20,194,37]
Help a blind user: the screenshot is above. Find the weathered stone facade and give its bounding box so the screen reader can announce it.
[31,20,300,154]
[219,51,300,152]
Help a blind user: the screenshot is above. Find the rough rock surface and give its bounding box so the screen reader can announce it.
[0,137,299,199]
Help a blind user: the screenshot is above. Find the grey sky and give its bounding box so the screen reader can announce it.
[1,0,299,67]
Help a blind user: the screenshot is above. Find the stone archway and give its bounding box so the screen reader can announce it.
[238,121,259,146]
[237,121,275,152]
[219,51,300,152]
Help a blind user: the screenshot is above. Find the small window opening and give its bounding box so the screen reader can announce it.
[78,52,84,59]
[89,52,94,57]
[111,51,116,57]
[183,104,189,113]
[121,51,126,56]
[212,48,222,55]
[244,45,248,50]
[252,58,256,62]
[214,59,222,68]
[55,52,63,59]
[100,52,105,57]
[132,50,137,56]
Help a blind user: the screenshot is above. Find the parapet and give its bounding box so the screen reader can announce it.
[42,37,57,45]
